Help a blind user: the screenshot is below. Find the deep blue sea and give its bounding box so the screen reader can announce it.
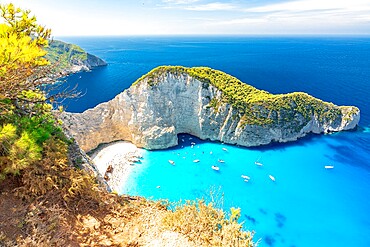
[58,36,370,247]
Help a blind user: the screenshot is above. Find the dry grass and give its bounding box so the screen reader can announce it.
[161,200,254,247]
[0,176,169,246]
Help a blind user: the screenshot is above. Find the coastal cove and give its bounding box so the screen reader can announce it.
[60,36,370,247]
[122,132,370,247]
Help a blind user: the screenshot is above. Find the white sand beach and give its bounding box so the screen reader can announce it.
[89,141,143,192]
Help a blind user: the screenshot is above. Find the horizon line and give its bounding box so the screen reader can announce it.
[55,33,370,38]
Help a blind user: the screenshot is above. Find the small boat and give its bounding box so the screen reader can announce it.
[244,179,249,182]
[211,166,220,171]
[129,158,140,163]
[241,175,250,180]
[191,142,196,145]
[168,160,175,165]
[182,139,185,142]
[210,151,213,155]
[255,161,263,166]
[189,137,193,140]
[218,159,225,163]
[222,148,228,152]
[255,156,263,166]
[269,175,276,181]
[325,165,334,169]
[193,159,200,163]
[156,185,161,189]
[191,145,194,149]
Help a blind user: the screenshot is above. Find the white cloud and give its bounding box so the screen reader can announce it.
[185,2,237,11]
[244,0,370,13]
[216,17,268,25]
[160,1,238,11]
[201,0,370,34]
[162,0,200,4]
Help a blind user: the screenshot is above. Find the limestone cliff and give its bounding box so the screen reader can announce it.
[61,66,360,152]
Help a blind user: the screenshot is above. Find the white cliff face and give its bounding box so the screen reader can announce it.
[61,72,360,152]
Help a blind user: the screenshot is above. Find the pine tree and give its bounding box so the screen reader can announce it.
[0,3,63,180]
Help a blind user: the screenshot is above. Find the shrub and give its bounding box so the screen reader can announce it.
[161,199,254,246]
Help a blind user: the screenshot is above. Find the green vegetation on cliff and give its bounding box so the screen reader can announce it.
[44,39,106,75]
[45,40,87,70]
[136,66,357,127]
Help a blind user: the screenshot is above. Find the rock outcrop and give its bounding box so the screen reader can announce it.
[61,66,360,152]
[45,40,107,76]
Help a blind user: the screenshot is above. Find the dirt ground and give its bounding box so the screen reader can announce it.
[0,175,195,247]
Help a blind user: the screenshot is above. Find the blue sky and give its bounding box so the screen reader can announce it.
[1,0,370,36]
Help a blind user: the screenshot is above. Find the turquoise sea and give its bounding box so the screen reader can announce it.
[59,36,370,247]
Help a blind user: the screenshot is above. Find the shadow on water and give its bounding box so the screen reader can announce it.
[264,235,276,246]
[259,208,268,215]
[244,214,257,225]
[150,132,326,153]
[326,130,370,171]
[275,212,287,228]
[245,133,320,152]
[149,129,370,169]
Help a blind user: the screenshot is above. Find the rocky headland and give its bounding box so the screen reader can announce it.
[45,39,107,76]
[61,66,360,152]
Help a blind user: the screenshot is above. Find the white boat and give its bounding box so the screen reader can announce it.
[191,142,196,145]
[269,175,276,181]
[325,165,334,169]
[244,179,249,182]
[129,157,140,163]
[168,160,175,165]
[218,159,225,163]
[255,161,263,166]
[211,166,220,171]
[222,148,228,152]
[241,175,250,180]
[193,159,200,163]
[255,156,263,166]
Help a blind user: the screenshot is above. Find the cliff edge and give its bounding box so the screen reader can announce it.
[61,66,360,152]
